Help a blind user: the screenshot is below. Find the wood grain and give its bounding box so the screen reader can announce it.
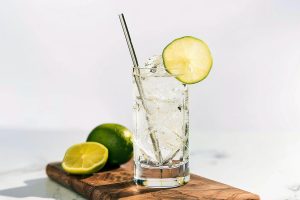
[46,162,260,200]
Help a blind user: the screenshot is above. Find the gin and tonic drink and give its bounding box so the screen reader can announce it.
[133,56,189,187]
[119,14,213,187]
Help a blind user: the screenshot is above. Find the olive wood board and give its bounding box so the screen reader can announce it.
[46,161,260,200]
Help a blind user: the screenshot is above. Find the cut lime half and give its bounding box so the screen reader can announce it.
[62,142,108,175]
[162,36,213,84]
[87,123,133,166]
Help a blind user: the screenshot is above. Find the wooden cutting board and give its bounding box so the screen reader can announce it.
[46,161,260,200]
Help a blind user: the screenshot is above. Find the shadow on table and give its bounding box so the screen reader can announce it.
[0,178,82,199]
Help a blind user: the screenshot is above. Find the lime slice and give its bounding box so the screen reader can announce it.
[162,36,213,84]
[62,142,108,174]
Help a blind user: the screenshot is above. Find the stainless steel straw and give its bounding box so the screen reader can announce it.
[118,13,162,164]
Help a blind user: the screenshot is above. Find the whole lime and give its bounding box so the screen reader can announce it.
[87,123,133,166]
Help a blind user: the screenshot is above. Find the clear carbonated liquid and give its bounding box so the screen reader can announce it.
[133,57,189,187]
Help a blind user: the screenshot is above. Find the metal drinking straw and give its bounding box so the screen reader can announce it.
[118,13,163,164]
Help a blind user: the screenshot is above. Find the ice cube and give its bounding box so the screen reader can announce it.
[144,55,164,73]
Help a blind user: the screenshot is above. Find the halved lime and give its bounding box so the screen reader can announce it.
[62,142,108,174]
[162,36,213,84]
[87,123,133,166]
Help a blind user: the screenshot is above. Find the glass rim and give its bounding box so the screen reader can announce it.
[132,72,184,79]
[132,66,165,69]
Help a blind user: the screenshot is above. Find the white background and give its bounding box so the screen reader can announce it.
[1,0,300,133]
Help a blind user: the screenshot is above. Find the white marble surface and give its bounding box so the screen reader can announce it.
[0,129,299,200]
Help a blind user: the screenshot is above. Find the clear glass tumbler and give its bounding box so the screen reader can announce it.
[133,66,189,188]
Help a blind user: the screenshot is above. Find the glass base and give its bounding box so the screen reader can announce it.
[134,161,190,188]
